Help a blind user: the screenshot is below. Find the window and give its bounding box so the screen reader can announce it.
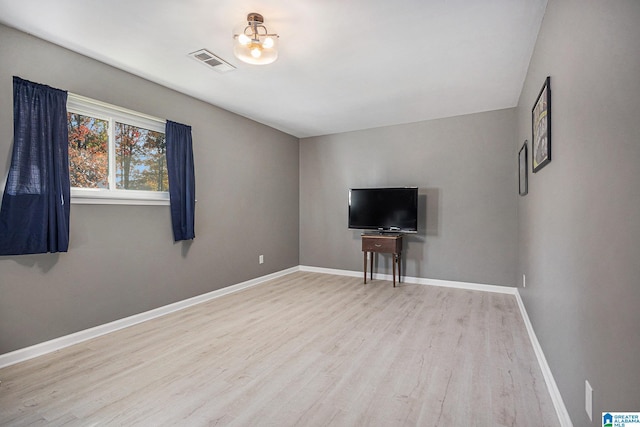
[66,94,169,205]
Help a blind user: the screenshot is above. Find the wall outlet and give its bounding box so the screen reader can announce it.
[585,380,593,421]
[259,255,264,264]
[523,274,526,288]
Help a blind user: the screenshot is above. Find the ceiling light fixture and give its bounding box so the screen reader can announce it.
[233,13,279,65]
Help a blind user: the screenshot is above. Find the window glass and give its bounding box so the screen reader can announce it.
[115,123,168,191]
[66,94,169,205]
[68,113,109,189]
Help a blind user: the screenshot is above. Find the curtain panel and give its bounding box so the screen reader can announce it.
[166,120,195,241]
[0,77,70,255]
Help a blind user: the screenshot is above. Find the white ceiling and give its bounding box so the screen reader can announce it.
[0,0,547,138]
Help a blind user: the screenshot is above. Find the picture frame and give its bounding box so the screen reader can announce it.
[519,141,528,196]
[532,76,551,173]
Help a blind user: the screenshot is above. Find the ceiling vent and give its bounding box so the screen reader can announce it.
[189,49,236,73]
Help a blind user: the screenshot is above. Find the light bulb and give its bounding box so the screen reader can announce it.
[238,33,250,45]
[233,14,279,65]
[262,37,274,49]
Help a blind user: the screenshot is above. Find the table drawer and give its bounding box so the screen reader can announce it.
[362,236,401,253]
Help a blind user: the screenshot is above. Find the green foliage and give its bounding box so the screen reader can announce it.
[115,123,168,191]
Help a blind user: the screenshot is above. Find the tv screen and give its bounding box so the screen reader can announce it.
[348,187,418,233]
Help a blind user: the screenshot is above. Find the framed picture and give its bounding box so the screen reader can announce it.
[532,76,551,172]
[519,141,528,196]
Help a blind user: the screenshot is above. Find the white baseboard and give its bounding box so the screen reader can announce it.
[298,265,362,278]
[515,291,573,426]
[0,267,299,369]
[299,265,517,295]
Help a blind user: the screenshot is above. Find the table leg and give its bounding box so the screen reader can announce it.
[363,251,367,284]
[370,253,374,280]
[392,253,396,287]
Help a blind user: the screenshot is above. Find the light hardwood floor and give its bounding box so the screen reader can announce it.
[0,272,559,426]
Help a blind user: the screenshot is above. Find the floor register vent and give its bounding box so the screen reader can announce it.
[189,49,235,73]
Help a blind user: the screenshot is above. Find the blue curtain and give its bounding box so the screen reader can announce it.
[0,77,70,255]
[166,120,195,241]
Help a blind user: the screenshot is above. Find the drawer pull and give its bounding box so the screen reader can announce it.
[374,244,382,247]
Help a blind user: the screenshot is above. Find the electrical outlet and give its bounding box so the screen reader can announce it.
[259,255,264,264]
[585,380,593,421]
[523,274,526,288]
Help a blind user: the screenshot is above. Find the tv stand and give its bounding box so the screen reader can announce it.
[362,233,403,287]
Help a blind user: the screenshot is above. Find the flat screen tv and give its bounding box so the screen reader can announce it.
[348,187,418,233]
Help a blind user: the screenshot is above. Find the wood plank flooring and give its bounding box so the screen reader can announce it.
[0,272,559,426]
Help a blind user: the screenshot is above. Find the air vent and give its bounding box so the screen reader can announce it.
[189,49,235,73]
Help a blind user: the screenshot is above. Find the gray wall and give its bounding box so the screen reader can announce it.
[0,24,300,354]
[300,109,518,287]
[516,0,640,424]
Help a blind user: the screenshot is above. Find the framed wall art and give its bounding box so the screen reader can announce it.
[519,141,528,196]
[532,76,551,172]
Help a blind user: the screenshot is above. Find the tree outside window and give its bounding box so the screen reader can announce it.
[66,98,168,201]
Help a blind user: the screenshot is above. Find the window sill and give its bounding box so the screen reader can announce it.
[70,189,170,206]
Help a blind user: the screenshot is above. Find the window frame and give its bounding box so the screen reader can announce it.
[66,94,169,205]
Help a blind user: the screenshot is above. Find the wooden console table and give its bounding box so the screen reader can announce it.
[362,233,403,287]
